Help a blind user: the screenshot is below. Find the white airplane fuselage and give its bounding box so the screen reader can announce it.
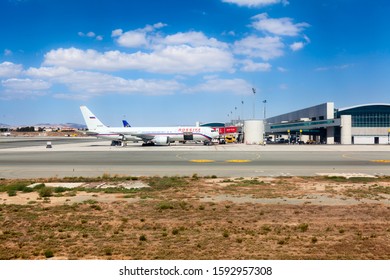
[87,126,216,142]
[80,106,219,145]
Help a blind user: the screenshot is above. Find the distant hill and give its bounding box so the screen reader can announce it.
[62,123,86,129]
[4,123,87,129]
[34,123,87,129]
[0,123,10,128]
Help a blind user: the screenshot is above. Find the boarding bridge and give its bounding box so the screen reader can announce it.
[265,116,352,144]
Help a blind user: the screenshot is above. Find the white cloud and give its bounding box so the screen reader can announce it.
[26,66,73,77]
[78,31,103,41]
[113,27,228,50]
[277,66,287,72]
[25,66,183,99]
[159,31,228,49]
[112,23,167,48]
[152,22,167,29]
[188,78,252,95]
[1,78,51,91]
[141,22,167,33]
[222,30,236,37]
[315,64,354,72]
[221,0,289,8]
[234,35,284,60]
[115,30,149,48]
[1,78,51,99]
[111,29,123,37]
[3,18,312,100]
[52,93,91,100]
[148,45,234,74]
[43,46,234,75]
[290,41,304,51]
[240,59,271,72]
[303,34,311,43]
[0,63,53,99]
[56,72,181,97]
[4,49,13,56]
[0,61,23,77]
[251,13,309,36]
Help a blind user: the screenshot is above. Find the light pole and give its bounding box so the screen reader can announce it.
[388,129,390,144]
[252,88,256,119]
[263,100,267,119]
[241,100,244,120]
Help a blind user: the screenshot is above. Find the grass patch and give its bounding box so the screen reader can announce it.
[139,234,147,241]
[7,189,17,197]
[38,187,53,198]
[155,201,189,212]
[157,202,174,210]
[322,176,379,183]
[341,185,390,200]
[370,185,390,195]
[297,223,309,232]
[62,175,139,183]
[44,250,54,258]
[146,176,189,189]
[54,187,68,193]
[260,225,272,235]
[83,199,98,205]
[0,181,33,195]
[228,178,268,187]
[104,248,113,256]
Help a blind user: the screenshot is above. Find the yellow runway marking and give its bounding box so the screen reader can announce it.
[371,160,390,163]
[189,159,215,163]
[225,159,252,163]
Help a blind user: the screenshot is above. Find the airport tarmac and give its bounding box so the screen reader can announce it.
[1,136,390,178]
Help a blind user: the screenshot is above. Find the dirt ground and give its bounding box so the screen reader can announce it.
[0,176,390,260]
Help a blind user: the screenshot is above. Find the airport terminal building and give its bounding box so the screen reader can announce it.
[264,102,390,144]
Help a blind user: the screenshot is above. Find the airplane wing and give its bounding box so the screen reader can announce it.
[133,134,154,141]
[120,131,155,141]
[121,131,172,145]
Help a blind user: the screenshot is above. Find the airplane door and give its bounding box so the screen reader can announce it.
[183,132,194,141]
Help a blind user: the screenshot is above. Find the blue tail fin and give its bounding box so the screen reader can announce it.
[122,120,131,127]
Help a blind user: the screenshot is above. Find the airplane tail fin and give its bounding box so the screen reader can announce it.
[80,106,107,131]
[122,120,131,127]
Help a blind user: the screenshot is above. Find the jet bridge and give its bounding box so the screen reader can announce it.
[266,116,352,144]
[267,119,340,133]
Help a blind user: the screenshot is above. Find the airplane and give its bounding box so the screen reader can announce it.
[80,106,220,146]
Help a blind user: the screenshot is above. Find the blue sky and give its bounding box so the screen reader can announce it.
[1,0,390,126]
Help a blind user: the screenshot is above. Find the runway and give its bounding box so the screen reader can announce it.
[1,137,390,178]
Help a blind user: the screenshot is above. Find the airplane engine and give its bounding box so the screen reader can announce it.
[118,134,126,141]
[152,136,170,146]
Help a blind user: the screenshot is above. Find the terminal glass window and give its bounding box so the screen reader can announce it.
[337,105,390,127]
